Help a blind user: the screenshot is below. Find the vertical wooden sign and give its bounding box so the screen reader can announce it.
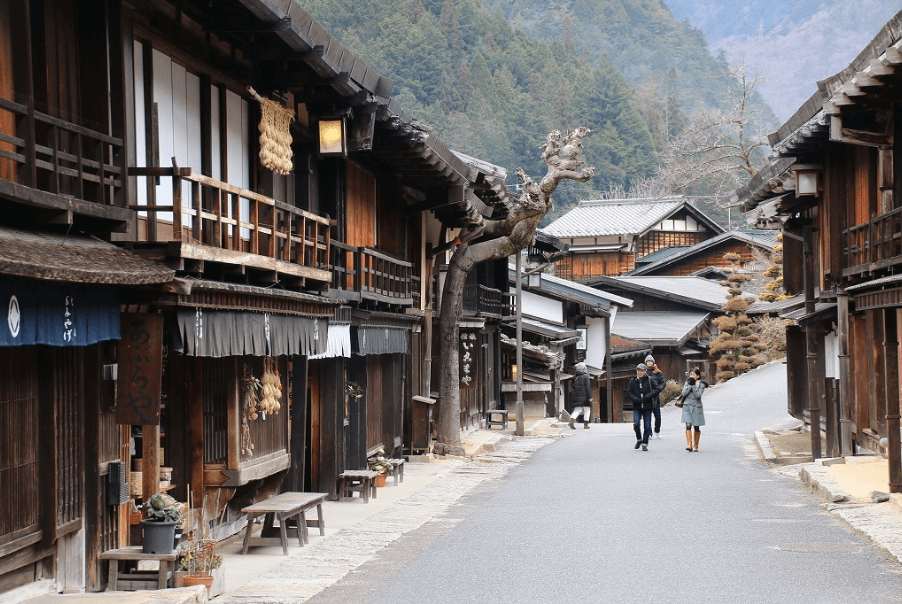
[117,313,163,425]
[459,331,477,389]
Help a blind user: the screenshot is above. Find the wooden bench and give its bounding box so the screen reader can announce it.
[240,492,328,555]
[338,470,379,502]
[389,459,405,486]
[100,546,177,591]
[485,409,509,429]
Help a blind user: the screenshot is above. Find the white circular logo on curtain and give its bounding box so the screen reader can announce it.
[8,295,20,338]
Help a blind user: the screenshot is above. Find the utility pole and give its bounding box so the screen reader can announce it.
[515,252,525,436]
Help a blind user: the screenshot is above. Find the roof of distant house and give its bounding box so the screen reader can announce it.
[587,275,731,311]
[629,229,778,275]
[612,311,711,347]
[541,197,723,238]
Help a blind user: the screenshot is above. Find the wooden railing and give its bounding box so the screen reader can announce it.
[843,206,902,277]
[330,240,413,305]
[463,285,504,318]
[0,96,124,205]
[130,166,331,274]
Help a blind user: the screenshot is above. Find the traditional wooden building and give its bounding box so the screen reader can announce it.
[541,198,724,280]
[734,10,902,487]
[628,229,777,277]
[504,268,632,422]
[587,275,728,385]
[0,0,506,598]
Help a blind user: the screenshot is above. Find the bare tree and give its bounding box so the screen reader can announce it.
[434,128,595,455]
[644,62,771,204]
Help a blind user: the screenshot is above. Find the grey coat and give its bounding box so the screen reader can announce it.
[680,380,706,427]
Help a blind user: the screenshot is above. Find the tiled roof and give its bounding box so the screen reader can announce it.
[611,311,711,346]
[636,246,689,264]
[509,265,634,308]
[629,229,777,276]
[542,198,686,238]
[609,276,731,309]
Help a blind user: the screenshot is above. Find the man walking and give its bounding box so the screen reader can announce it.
[568,362,592,429]
[628,363,655,450]
[646,355,666,439]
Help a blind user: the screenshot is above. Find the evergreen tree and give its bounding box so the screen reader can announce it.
[711,252,767,383]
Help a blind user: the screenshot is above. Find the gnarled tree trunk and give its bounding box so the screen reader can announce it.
[434,128,595,455]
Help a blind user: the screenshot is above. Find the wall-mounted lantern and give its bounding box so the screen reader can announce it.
[318,117,347,157]
[527,271,542,288]
[511,364,518,380]
[793,164,821,197]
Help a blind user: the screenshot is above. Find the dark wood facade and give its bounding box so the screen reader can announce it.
[0,0,507,597]
[736,10,902,487]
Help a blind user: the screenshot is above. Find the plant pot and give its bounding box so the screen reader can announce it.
[140,519,177,554]
[182,574,214,596]
[174,567,224,597]
[375,473,387,487]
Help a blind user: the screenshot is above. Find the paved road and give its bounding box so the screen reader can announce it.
[311,362,902,604]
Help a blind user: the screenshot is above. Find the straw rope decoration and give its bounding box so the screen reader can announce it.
[248,86,294,175]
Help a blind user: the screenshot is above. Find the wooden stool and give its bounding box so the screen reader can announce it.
[485,409,509,429]
[338,470,379,502]
[389,459,405,485]
[100,546,177,591]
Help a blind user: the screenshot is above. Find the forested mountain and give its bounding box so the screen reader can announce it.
[664,0,902,120]
[301,0,771,223]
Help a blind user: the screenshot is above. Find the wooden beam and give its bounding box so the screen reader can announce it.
[840,128,892,148]
[884,47,902,66]
[869,59,895,77]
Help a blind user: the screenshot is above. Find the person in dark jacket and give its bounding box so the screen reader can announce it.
[645,355,666,439]
[627,363,655,450]
[568,362,592,429]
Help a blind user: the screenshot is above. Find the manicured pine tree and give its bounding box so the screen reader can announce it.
[758,233,787,303]
[711,252,767,382]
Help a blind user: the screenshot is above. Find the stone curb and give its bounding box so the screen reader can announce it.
[754,431,777,463]
[797,463,849,503]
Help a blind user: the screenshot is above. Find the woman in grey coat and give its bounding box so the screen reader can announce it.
[681,368,707,452]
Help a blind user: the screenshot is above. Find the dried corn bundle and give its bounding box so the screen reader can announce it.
[248,86,294,175]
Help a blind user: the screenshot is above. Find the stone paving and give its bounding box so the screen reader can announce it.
[212,433,561,603]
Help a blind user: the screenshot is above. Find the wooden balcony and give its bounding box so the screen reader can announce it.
[330,240,413,306]
[463,285,505,319]
[843,206,902,278]
[0,96,130,228]
[129,166,332,289]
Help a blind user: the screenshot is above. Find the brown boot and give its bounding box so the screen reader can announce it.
[693,430,700,452]
[685,430,693,452]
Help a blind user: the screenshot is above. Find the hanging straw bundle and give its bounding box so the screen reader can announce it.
[248,86,294,175]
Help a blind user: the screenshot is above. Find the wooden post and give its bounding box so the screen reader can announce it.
[605,315,614,423]
[803,224,822,460]
[837,289,854,455]
[885,309,902,493]
[141,424,160,500]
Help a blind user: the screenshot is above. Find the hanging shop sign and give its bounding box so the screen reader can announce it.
[117,313,163,426]
[459,331,478,389]
[0,276,119,347]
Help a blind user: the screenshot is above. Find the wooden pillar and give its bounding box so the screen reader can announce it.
[186,356,204,520]
[803,224,822,460]
[885,309,902,493]
[837,290,854,455]
[605,314,614,423]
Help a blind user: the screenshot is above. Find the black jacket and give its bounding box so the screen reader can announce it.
[627,374,655,411]
[570,369,592,407]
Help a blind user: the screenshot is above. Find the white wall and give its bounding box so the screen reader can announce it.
[519,289,564,324]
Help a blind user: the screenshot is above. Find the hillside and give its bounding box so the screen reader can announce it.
[664,0,902,120]
[300,0,761,224]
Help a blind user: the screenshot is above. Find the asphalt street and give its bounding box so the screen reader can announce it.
[313,362,902,604]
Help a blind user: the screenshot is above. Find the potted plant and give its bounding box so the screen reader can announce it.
[367,448,393,487]
[140,492,183,554]
[175,538,222,596]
